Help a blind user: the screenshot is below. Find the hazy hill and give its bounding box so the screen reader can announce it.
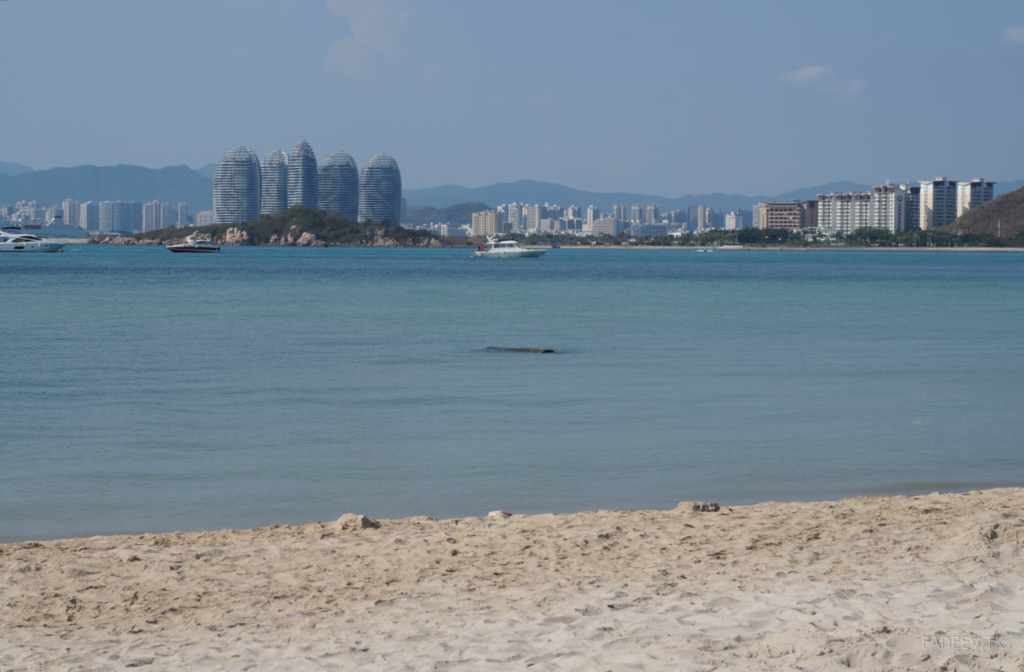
[940,186,1024,237]
[406,202,491,226]
[0,165,213,210]
[0,161,34,176]
[402,179,875,213]
[195,163,218,180]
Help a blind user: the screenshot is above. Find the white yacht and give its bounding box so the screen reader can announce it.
[472,237,545,258]
[0,226,66,252]
[166,235,220,253]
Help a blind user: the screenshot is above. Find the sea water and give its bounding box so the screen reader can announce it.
[2,246,1022,543]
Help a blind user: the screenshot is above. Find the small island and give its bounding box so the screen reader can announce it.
[90,206,456,248]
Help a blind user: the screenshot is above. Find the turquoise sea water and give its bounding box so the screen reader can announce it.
[2,246,1023,543]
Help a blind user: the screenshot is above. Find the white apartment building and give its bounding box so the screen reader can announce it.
[79,202,99,230]
[817,184,909,235]
[869,183,908,234]
[586,205,599,228]
[177,202,188,228]
[591,216,625,236]
[524,204,545,232]
[919,178,958,229]
[956,178,995,218]
[645,203,659,224]
[817,193,873,235]
[724,209,752,230]
[194,210,216,227]
[505,203,522,232]
[62,199,81,228]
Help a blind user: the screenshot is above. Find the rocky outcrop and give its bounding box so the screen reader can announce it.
[91,225,445,248]
[223,228,250,245]
[365,228,446,247]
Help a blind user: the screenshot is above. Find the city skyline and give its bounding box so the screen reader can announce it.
[3,1,1024,196]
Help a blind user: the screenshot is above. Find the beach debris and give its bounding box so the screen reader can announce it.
[679,502,721,513]
[485,347,556,354]
[336,514,380,530]
[488,511,512,518]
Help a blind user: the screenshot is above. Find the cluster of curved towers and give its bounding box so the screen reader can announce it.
[212,141,402,226]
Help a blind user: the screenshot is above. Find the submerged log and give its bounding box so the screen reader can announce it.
[486,347,556,354]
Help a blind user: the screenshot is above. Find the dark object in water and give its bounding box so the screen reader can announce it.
[486,347,556,354]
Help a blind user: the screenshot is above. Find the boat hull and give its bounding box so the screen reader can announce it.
[0,241,65,252]
[472,250,545,258]
[166,246,220,253]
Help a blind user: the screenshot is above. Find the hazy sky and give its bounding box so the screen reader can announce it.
[2,0,1023,194]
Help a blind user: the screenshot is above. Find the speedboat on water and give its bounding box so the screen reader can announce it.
[166,235,220,253]
[473,236,545,258]
[0,226,65,252]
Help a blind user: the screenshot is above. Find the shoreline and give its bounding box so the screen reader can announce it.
[4,487,1022,670]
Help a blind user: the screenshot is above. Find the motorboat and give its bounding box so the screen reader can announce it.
[0,226,65,252]
[472,236,545,258]
[166,235,220,253]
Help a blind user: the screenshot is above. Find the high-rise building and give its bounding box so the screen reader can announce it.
[143,201,158,232]
[956,178,995,218]
[287,140,318,209]
[524,204,546,232]
[260,149,289,216]
[195,210,216,227]
[214,146,261,224]
[645,204,660,224]
[128,202,143,232]
[706,209,725,229]
[591,216,626,236]
[757,201,816,231]
[177,203,188,228]
[79,202,99,231]
[357,154,402,224]
[586,205,600,228]
[472,210,501,236]
[612,204,627,222]
[567,205,582,220]
[98,201,128,233]
[143,200,173,231]
[902,184,921,231]
[62,199,81,228]
[688,205,705,232]
[506,203,522,232]
[870,183,908,233]
[817,193,872,235]
[318,151,359,220]
[631,204,643,223]
[725,210,752,230]
[400,198,407,225]
[919,178,957,230]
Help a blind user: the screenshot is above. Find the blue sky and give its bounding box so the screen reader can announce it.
[2,0,1022,194]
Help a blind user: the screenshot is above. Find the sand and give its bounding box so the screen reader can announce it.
[2,489,1023,671]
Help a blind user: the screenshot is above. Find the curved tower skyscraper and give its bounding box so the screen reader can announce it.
[358,154,402,224]
[318,151,359,220]
[260,149,288,216]
[287,140,318,209]
[213,146,261,224]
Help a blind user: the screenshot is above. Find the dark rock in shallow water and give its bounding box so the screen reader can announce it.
[486,347,556,354]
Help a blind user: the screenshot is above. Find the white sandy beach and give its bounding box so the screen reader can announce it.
[2,488,1023,671]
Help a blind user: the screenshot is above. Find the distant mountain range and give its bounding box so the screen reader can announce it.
[0,165,214,211]
[0,161,35,176]
[1,161,1021,218]
[405,179,1024,213]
